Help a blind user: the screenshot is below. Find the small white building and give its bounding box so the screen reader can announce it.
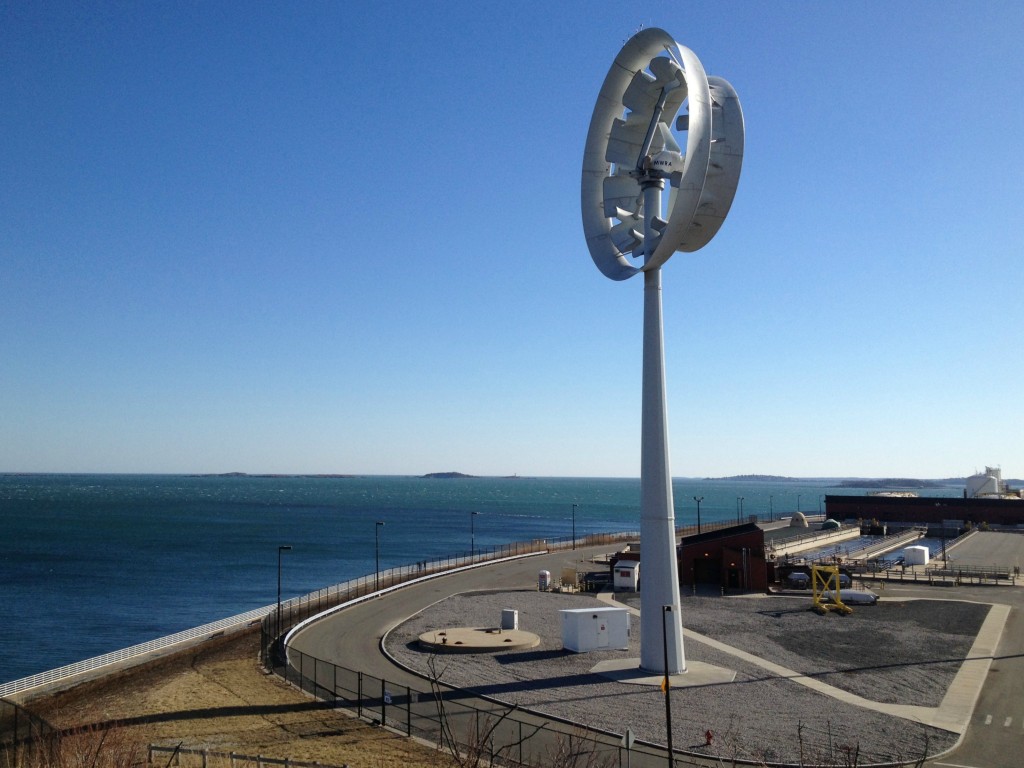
[613,560,640,591]
[904,545,930,566]
[560,607,630,652]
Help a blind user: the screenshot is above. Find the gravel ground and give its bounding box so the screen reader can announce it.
[384,589,991,766]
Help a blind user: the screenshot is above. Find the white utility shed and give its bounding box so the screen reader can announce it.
[560,607,630,652]
[613,560,639,591]
[904,545,930,566]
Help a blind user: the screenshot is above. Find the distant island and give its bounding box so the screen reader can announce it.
[837,478,949,489]
[421,472,477,479]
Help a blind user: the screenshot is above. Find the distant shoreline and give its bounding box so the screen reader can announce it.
[3,471,1016,485]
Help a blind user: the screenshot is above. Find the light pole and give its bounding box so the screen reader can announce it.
[375,521,385,591]
[736,496,744,524]
[276,545,292,642]
[769,495,774,522]
[693,496,703,534]
[797,494,802,513]
[471,511,479,560]
[572,503,577,550]
[662,605,675,767]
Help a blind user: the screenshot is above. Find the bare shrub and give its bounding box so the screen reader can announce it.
[9,725,141,768]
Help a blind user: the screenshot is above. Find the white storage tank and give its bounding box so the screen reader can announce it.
[560,607,630,652]
[904,545,930,566]
[967,467,1003,498]
[613,560,640,591]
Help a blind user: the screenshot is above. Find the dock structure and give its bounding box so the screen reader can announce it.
[766,526,861,560]
[843,527,926,563]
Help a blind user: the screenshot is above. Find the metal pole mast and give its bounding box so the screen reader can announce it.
[639,175,684,674]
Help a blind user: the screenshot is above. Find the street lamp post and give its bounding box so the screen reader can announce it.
[769,495,774,522]
[471,511,479,560]
[693,496,703,534]
[661,605,675,767]
[797,494,802,513]
[572,503,577,550]
[276,545,292,642]
[736,496,744,524]
[375,521,385,591]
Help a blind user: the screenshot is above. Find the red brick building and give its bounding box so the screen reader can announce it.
[677,522,769,591]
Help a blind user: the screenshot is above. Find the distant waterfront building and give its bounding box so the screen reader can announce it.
[827,466,1022,528]
[966,466,1022,500]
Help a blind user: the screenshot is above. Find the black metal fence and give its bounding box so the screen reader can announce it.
[147,744,348,768]
[273,644,697,768]
[0,697,55,767]
[256,529,711,767]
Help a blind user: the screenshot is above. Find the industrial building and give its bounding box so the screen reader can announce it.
[824,494,1024,528]
[677,523,769,591]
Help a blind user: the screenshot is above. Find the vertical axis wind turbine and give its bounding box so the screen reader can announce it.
[581,28,744,673]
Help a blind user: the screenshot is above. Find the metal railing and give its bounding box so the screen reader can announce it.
[277,643,704,768]
[766,527,859,559]
[259,531,637,666]
[276,621,927,767]
[147,744,348,768]
[0,531,633,702]
[0,609,268,700]
[0,533,634,703]
[0,697,55,765]
[925,562,1019,583]
[842,527,926,561]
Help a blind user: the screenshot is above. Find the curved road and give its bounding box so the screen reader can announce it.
[289,548,597,684]
[289,548,1024,768]
[288,545,686,767]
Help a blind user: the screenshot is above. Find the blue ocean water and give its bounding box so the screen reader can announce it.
[0,473,959,683]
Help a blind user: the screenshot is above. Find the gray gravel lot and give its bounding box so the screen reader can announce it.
[384,590,991,765]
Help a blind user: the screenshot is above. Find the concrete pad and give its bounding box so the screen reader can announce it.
[418,626,540,653]
[590,657,736,687]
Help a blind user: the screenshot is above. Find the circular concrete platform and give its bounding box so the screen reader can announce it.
[418,626,540,653]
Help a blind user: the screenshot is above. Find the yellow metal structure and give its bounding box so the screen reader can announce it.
[811,565,852,615]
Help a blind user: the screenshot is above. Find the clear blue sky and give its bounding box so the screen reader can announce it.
[2,2,1021,478]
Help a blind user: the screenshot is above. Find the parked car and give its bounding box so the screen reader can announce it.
[786,572,810,588]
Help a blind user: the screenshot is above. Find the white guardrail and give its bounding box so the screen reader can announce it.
[0,570,389,701]
[0,537,592,701]
[0,604,270,701]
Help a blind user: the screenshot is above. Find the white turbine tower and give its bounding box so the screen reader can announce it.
[581,28,744,674]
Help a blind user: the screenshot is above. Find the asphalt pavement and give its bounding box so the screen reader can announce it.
[287,545,1024,768]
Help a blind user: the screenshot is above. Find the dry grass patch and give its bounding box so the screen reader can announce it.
[22,631,448,768]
